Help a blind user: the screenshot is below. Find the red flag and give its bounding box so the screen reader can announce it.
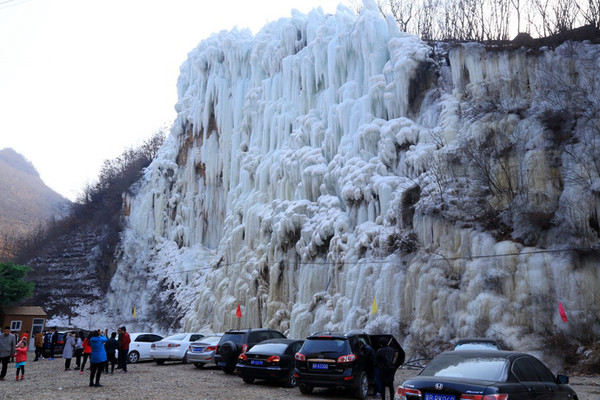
[236,303,242,319]
[558,301,568,323]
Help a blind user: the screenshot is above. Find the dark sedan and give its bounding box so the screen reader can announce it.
[236,338,304,387]
[397,350,578,400]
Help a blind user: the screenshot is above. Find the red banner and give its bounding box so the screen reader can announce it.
[558,301,568,323]
[236,303,242,319]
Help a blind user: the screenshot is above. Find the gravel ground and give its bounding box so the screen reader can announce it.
[1,352,599,400]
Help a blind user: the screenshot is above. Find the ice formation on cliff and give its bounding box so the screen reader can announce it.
[106,0,600,363]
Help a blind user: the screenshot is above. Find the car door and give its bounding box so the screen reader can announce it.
[528,356,570,400]
[512,356,554,399]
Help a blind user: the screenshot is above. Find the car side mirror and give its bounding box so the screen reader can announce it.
[556,374,569,384]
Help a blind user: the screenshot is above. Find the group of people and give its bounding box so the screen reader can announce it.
[0,325,132,388]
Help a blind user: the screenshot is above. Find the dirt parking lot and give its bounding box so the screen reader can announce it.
[1,353,599,400]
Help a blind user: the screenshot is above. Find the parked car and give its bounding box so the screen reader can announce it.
[236,338,304,387]
[186,334,223,368]
[294,331,403,400]
[215,328,286,373]
[150,332,205,365]
[42,331,66,357]
[453,337,503,351]
[396,350,578,400]
[126,332,164,363]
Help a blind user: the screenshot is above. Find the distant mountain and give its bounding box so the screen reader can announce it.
[0,148,70,258]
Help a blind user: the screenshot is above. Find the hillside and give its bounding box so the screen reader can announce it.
[0,148,70,259]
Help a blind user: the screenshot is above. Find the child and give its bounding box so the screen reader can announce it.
[14,339,27,380]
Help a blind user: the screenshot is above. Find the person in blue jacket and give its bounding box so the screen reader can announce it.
[88,330,108,387]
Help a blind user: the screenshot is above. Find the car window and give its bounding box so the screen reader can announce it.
[513,358,540,382]
[165,334,186,341]
[135,335,148,342]
[269,331,285,339]
[422,353,508,381]
[455,342,500,351]
[301,338,349,355]
[148,335,163,342]
[248,331,270,345]
[248,343,288,354]
[221,332,244,345]
[190,334,204,342]
[531,358,556,382]
[292,341,303,353]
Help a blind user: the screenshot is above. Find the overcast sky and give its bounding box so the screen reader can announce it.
[0,0,347,201]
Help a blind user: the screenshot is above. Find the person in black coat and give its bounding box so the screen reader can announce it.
[376,337,403,400]
[104,332,119,374]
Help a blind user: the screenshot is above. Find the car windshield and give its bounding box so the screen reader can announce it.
[421,353,508,381]
[248,343,288,354]
[164,334,187,341]
[301,338,348,355]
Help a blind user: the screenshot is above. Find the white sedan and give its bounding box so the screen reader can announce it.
[150,332,205,364]
[126,332,164,363]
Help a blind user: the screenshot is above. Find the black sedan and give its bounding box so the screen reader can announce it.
[397,350,578,400]
[236,338,304,387]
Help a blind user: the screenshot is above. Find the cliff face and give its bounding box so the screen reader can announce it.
[0,148,70,260]
[105,3,600,366]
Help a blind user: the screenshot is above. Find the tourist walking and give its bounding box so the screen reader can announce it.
[63,332,75,371]
[0,326,17,381]
[376,337,404,400]
[14,339,27,380]
[48,327,57,360]
[117,326,130,372]
[88,330,108,387]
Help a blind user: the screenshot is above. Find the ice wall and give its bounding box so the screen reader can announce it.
[106,1,600,361]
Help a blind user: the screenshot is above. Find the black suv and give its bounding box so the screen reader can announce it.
[214,328,286,373]
[294,331,403,399]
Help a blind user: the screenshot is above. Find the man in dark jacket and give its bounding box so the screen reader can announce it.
[376,337,402,400]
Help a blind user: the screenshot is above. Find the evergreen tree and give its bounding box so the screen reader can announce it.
[0,262,34,306]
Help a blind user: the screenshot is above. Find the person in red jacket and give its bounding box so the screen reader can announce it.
[117,326,130,373]
[14,339,27,380]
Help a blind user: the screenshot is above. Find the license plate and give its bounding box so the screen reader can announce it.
[193,347,204,352]
[217,362,226,367]
[425,394,456,400]
[250,360,263,365]
[311,363,328,370]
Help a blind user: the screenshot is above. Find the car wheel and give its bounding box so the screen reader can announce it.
[155,359,165,365]
[194,362,205,369]
[298,383,313,394]
[285,368,297,388]
[242,376,255,384]
[354,371,368,400]
[127,351,140,364]
[182,353,188,364]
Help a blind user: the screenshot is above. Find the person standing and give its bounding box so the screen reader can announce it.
[376,337,403,400]
[104,332,119,374]
[117,326,130,373]
[88,330,108,387]
[33,331,44,361]
[79,333,92,374]
[48,327,58,360]
[0,326,17,381]
[74,331,84,369]
[14,339,27,380]
[63,332,75,371]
